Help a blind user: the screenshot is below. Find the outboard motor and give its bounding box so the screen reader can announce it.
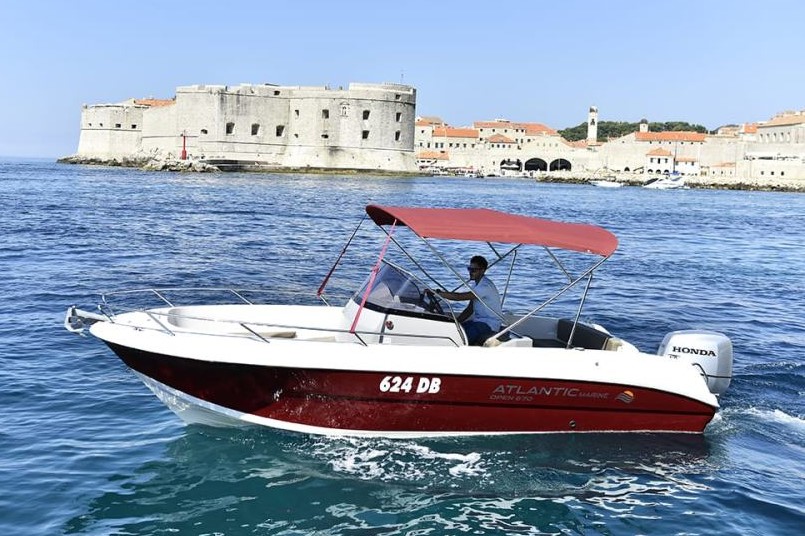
[658,330,733,395]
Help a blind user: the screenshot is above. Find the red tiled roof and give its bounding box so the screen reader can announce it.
[760,113,805,127]
[635,131,706,142]
[486,134,516,143]
[416,117,446,126]
[134,98,175,107]
[433,127,478,138]
[524,124,557,135]
[416,151,449,160]
[474,120,557,135]
[742,123,758,134]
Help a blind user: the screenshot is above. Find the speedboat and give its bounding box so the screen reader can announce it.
[65,205,732,437]
[590,179,623,188]
[644,172,688,190]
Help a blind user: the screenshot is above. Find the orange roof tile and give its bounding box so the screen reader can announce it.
[486,134,516,143]
[433,127,478,138]
[524,124,558,136]
[474,120,557,135]
[416,151,449,160]
[635,131,706,142]
[416,116,446,126]
[742,123,758,134]
[134,98,175,107]
[760,113,805,127]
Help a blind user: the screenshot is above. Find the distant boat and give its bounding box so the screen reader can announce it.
[644,172,688,190]
[590,179,623,188]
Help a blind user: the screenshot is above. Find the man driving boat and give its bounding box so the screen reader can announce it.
[435,255,502,345]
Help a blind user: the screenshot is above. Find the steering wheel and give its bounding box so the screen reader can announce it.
[422,289,445,316]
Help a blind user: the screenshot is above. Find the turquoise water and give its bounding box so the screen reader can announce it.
[1,159,803,535]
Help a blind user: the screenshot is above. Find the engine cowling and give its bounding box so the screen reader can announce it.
[658,330,733,395]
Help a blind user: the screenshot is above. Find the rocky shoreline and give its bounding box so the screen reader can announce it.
[57,155,221,173]
[57,156,804,192]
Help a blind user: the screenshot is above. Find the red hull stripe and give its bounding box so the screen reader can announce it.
[107,343,715,433]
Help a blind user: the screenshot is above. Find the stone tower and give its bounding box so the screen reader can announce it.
[639,118,649,133]
[587,106,598,144]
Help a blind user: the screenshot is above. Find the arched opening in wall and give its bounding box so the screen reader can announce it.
[550,158,571,171]
[624,167,631,172]
[524,157,547,172]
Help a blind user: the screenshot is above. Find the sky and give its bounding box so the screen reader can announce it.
[1,0,804,158]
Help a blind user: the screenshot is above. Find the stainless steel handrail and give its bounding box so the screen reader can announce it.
[82,288,464,347]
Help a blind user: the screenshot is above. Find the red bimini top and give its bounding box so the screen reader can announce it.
[365,205,618,257]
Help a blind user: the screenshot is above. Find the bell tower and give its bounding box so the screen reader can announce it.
[587,106,598,145]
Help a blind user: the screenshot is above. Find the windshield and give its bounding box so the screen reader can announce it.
[352,263,443,316]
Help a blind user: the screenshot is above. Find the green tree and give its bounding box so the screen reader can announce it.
[559,121,708,142]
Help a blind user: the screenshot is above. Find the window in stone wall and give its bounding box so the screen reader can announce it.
[395,131,401,141]
[131,124,137,129]
[294,109,299,117]
[252,124,261,135]
[395,94,401,100]
[322,109,330,119]
[396,112,402,122]
[276,125,285,136]
[363,110,370,120]
[226,122,235,135]
[274,90,280,96]
[115,123,121,128]
[362,130,370,140]
[322,133,329,139]
[201,129,208,135]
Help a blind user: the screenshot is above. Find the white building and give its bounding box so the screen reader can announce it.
[414,108,805,185]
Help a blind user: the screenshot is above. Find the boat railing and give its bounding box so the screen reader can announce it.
[70,287,462,347]
[120,308,462,347]
[99,286,323,309]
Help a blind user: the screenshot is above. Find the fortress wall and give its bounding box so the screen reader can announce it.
[173,85,293,162]
[76,105,144,158]
[141,104,177,156]
[167,83,416,171]
[70,82,416,172]
[737,158,805,183]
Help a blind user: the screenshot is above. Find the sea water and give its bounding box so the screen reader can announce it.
[0,159,802,535]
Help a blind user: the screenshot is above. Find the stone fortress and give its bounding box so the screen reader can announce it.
[66,81,805,189]
[70,82,418,173]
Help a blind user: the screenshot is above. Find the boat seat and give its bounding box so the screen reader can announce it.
[556,319,611,350]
